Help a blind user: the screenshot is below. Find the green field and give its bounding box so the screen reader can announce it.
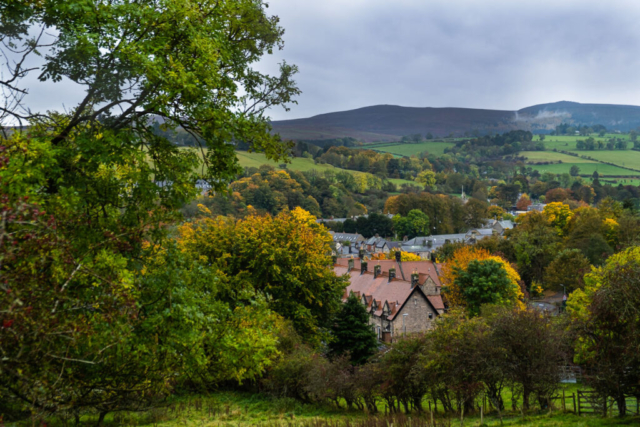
[529,162,640,177]
[371,141,455,157]
[39,389,639,427]
[519,151,598,164]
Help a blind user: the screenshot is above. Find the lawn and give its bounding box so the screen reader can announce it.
[371,141,455,157]
[36,387,640,427]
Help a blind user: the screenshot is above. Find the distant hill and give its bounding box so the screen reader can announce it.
[271,101,640,142]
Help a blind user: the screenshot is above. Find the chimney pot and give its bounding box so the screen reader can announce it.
[411,273,419,288]
[389,267,396,282]
[374,264,381,278]
[348,259,354,271]
[361,261,368,275]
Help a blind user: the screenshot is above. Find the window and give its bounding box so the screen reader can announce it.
[428,312,433,319]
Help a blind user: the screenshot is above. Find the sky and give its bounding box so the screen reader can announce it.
[256,0,640,120]
[11,0,640,122]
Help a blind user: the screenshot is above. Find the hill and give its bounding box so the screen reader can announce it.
[271,101,640,142]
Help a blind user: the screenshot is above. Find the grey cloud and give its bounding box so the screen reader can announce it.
[259,0,640,120]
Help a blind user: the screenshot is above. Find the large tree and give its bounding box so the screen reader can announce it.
[178,207,347,345]
[1,0,299,421]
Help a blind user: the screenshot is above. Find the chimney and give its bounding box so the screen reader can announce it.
[374,264,381,278]
[411,272,419,288]
[361,261,368,275]
[389,267,396,282]
[359,249,365,259]
[332,255,337,265]
[395,251,401,262]
[348,259,354,271]
[403,235,408,242]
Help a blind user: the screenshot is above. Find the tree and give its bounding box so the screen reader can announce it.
[415,169,436,188]
[568,247,640,415]
[487,205,507,219]
[393,209,430,239]
[543,249,591,292]
[178,207,347,345]
[510,212,561,286]
[488,308,568,411]
[452,260,522,317]
[440,247,524,313]
[515,193,532,211]
[329,295,378,365]
[570,165,580,176]
[462,198,488,228]
[543,202,573,236]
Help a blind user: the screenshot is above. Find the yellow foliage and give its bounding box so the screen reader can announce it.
[543,202,573,236]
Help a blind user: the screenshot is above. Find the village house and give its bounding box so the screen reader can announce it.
[334,257,445,343]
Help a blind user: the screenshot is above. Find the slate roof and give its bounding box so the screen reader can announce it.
[330,232,364,242]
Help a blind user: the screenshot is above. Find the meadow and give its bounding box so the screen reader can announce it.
[34,387,640,427]
[370,141,455,157]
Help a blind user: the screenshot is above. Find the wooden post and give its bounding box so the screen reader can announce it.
[562,390,566,412]
[430,410,434,426]
[576,393,580,415]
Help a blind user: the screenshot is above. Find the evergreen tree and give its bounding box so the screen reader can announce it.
[330,295,378,365]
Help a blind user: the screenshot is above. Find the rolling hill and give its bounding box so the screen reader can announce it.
[271,101,640,142]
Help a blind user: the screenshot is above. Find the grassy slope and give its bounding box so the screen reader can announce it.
[371,141,455,157]
[234,150,417,187]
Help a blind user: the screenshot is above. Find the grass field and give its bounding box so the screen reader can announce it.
[519,151,598,164]
[37,387,640,427]
[371,141,455,157]
[529,162,640,177]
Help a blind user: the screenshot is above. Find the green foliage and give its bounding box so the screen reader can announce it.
[178,208,347,346]
[329,295,378,365]
[452,260,517,316]
[543,249,591,292]
[392,209,430,239]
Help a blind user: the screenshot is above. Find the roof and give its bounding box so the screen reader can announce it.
[330,232,364,242]
[496,220,514,229]
[335,258,442,288]
[339,269,441,320]
[467,228,494,237]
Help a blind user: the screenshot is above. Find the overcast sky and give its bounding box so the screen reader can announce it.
[13,0,640,122]
[257,0,640,120]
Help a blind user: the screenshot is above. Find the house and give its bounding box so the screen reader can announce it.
[465,228,494,243]
[365,236,390,253]
[334,258,445,343]
[491,220,514,235]
[528,203,546,212]
[329,232,365,244]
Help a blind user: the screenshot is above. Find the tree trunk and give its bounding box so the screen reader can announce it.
[95,411,107,427]
[616,394,627,417]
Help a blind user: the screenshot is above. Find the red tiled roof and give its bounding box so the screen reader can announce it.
[427,295,445,310]
[336,258,442,287]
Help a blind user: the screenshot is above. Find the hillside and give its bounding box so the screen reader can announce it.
[271,101,640,141]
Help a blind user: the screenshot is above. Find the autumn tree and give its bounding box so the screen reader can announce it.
[543,249,591,292]
[516,193,532,211]
[415,169,436,188]
[543,202,574,236]
[329,294,378,365]
[462,198,488,228]
[440,247,524,313]
[568,247,640,415]
[178,208,347,345]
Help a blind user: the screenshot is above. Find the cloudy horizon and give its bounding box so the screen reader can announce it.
[11,0,640,123]
[257,0,640,121]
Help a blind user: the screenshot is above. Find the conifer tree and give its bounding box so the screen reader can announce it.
[329,294,378,365]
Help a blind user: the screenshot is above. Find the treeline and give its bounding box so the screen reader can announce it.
[263,307,567,416]
[184,165,401,219]
[315,146,432,180]
[575,136,632,150]
[553,123,608,136]
[434,200,640,292]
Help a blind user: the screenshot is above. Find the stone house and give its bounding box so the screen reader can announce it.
[334,258,445,343]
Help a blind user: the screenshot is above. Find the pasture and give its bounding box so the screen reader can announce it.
[371,141,455,157]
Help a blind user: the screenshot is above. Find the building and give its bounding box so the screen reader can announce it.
[329,232,365,244]
[334,258,445,343]
[490,220,514,235]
